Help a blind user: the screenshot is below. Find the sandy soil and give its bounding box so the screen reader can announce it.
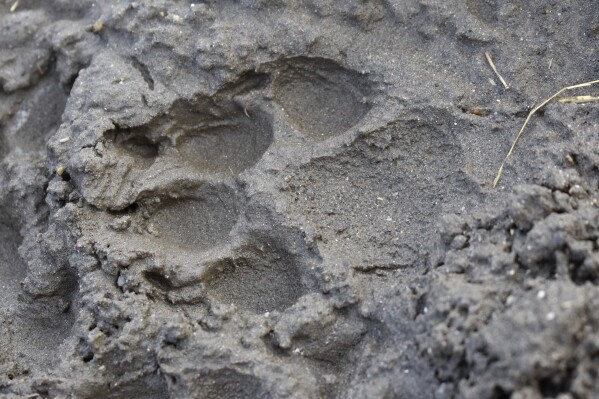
[1,0,598,398]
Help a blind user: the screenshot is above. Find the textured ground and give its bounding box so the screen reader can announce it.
[1,0,599,398]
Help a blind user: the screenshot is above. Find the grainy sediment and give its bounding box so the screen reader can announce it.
[1,1,598,398]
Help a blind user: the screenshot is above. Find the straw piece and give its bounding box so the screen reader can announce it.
[557,95,599,103]
[493,79,599,188]
[485,52,509,89]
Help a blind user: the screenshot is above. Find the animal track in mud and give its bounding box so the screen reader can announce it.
[108,100,273,176]
[105,119,166,174]
[150,185,239,251]
[110,128,161,169]
[272,57,372,141]
[283,113,478,269]
[204,242,310,313]
[176,115,272,176]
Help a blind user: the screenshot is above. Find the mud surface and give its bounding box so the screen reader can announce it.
[1,1,599,398]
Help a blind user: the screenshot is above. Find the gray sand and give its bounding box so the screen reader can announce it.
[1,1,599,398]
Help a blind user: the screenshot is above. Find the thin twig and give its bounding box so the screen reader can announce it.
[485,52,509,89]
[493,79,599,188]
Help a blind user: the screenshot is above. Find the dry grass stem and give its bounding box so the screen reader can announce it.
[558,95,599,103]
[493,79,599,188]
[485,52,509,89]
[90,21,104,33]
